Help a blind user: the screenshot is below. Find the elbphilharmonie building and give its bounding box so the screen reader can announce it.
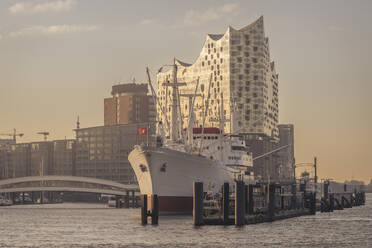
[157,16,279,139]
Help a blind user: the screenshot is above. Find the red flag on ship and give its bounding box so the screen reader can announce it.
[138,128,148,135]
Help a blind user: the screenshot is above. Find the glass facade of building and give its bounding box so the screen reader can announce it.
[75,122,155,184]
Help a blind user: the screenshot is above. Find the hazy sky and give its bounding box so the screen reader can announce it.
[0,0,371,183]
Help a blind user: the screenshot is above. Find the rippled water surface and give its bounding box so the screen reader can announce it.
[0,194,371,248]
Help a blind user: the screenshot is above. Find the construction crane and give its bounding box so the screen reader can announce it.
[0,128,24,143]
[37,131,50,141]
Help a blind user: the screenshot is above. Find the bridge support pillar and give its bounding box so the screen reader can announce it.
[115,195,121,208]
[247,184,254,215]
[124,191,129,208]
[291,184,297,209]
[131,190,135,208]
[31,192,35,203]
[40,191,44,204]
[50,192,54,203]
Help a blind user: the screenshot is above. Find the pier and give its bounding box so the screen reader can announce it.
[192,181,365,227]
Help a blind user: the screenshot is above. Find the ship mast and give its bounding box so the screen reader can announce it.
[160,60,186,142]
[172,61,179,141]
[219,93,225,162]
[146,67,169,130]
[180,77,200,149]
[199,74,212,154]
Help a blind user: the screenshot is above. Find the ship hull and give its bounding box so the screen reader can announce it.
[128,145,231,214]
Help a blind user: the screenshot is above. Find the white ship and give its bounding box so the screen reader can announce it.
[128,65,253,214]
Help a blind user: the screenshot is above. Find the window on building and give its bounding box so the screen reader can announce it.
[253,93,257,97]
[238,75,243,80]
[253,58,257,63]
[254,75,258,80]
[244,52,249,57]
[253,47,258,51]
[237,57,242,63]
[254,104,258,109]
[237,46,242,51]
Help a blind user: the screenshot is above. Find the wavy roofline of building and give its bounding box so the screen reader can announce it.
[159,16,264,73]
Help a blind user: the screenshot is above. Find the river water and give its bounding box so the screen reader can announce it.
[0,194,371,248]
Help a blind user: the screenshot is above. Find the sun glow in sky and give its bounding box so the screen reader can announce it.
[0,0,371,182]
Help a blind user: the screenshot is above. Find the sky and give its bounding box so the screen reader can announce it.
[0,0,371,183]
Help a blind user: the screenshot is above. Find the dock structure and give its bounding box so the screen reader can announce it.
[193,180,365,227]
[134,180,365,226]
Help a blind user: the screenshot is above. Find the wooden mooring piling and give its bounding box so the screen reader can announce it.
[140,194,159,225]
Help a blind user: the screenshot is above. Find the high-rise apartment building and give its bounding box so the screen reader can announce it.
[104,83,156,126]
[157,16,279,139]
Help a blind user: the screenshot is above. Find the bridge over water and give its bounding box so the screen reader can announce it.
[0,176,139,196]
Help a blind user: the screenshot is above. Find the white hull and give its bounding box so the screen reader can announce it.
[128,145,232,198]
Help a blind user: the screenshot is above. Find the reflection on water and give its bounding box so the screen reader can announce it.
[0,195,371,248]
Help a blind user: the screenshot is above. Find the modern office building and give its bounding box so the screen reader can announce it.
[104,83,156,126]
[0,140,76,180]
[245,134,280,182]
[277,124,295,180]
[157,16,279,139]
[11,143,31,178]
[0,139,15,146]
[74,122,155,184]
[53,140,76,176]
[0,144,13,179]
